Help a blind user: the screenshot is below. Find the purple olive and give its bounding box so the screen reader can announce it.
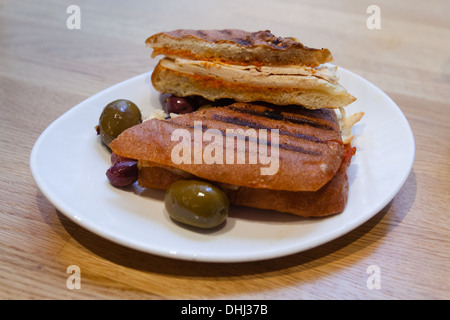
[164,96,194,114]
[187,95,211,109]
[110,153,133,165]
[106,160,138,187]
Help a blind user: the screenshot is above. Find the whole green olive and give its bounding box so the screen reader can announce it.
[98,99,142,147]
[164,180,229,229]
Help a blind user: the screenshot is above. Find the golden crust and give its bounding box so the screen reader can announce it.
[146,29,333,67]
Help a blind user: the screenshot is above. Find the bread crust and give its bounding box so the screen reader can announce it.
[227,157,349,217]
[146,29,333,67]
[151,62,356,109]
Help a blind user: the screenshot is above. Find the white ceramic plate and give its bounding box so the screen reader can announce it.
[30,68,415,262]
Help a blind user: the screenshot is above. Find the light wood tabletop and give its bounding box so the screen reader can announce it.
[1,0,449,300]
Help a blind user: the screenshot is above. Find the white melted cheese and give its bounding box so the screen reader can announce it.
[337,107,364,144]
[160,57,347,94]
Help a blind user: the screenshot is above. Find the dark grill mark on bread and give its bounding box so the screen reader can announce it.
[209,114,326,144]
[168,117,323,156]
[227,105,335,131]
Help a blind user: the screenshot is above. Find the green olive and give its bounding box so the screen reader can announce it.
[164,180,229,229]
[98,99,142,147]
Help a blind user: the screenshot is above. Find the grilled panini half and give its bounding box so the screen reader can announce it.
[146,29,356,109]
[146,29,333,67]
[110,103,346,192]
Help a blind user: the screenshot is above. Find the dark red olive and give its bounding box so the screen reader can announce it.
[164,96,194,114]
[187,95,211,109]
[106,160,138,187]
[110,153,134,165]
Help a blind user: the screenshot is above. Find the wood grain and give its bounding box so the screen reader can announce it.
[0,0,449,300]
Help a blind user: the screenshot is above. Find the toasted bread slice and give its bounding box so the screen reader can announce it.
[146,29,333,67]
[151,61,356,109]
[110,103,345,192]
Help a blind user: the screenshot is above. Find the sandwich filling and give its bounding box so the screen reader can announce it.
[159,57,347,95]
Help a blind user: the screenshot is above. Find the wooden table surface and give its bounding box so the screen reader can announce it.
[1,0,449,300]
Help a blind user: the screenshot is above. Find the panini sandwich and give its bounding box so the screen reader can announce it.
[146,29,356,110]
[109,29,363,218]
